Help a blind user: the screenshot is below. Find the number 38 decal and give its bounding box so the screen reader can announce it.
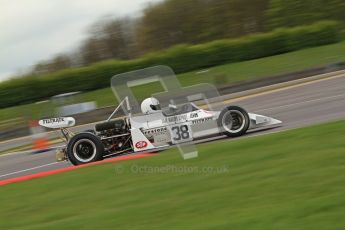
[170,124,192,143]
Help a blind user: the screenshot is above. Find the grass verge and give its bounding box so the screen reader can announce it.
[1,41,345,122]
[1,119,345,229]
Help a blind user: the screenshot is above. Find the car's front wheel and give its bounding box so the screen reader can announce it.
[217,106,250,137]
[67,132,104,165]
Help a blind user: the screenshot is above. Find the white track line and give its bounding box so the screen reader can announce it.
[2,71,344,146]
[0,162,61,179]
[3,78,345,179]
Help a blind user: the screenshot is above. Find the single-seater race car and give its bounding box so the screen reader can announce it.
[39,95,281,165]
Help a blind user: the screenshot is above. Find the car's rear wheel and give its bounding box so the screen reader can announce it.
[218,106,250,137]
[67,132,104,165]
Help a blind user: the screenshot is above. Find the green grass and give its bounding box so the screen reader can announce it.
[1,119,345,229]
[1,41,345,122]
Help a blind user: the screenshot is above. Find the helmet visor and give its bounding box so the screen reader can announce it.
[150,104,161,110]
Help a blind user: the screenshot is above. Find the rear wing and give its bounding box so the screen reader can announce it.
[39,117,75,129]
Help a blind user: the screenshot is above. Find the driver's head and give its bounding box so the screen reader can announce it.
[141,97,161,114]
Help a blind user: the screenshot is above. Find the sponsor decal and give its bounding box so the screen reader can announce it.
[163,114,187,123]
[192,117,212,124]
[190,113,198,118]
[143,127,167,135]
[135,141,148,149]
[42,117,65,124]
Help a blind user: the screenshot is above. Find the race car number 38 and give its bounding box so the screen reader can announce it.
[168,123,193,144]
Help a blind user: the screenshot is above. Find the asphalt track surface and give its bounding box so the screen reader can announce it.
[1,73,345,181]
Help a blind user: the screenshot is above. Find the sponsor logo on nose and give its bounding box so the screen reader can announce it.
[135,141,148,149]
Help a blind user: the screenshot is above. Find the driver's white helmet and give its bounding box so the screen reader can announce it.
[141,97,161,114]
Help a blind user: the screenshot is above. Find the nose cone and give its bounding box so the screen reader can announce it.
[248,113,282,129]
[268,117,282,125]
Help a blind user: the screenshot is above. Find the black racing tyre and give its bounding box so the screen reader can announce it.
[67,132,104,165]
[217,106,250,137]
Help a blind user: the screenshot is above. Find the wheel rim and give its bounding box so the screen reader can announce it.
[221,110,246,134]
[72,139,97,163]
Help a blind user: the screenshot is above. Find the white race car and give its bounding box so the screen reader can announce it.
[39,96,281,165]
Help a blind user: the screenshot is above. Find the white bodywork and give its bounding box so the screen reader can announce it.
[37,99,281,164]
[129,103,281,152]
[39,117,76,129]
